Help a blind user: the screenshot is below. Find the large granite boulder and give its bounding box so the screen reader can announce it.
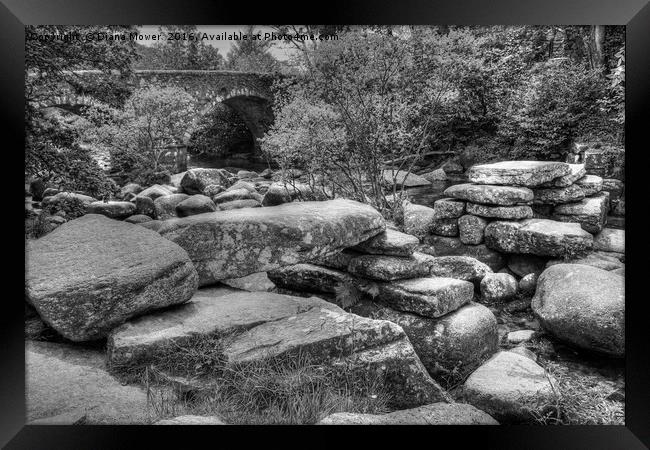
[574,174,603,196]
[552,192,610,234]
[352,301,497,383]
[267,263,356,294]
[26,214,198,341]
[107,288,448,409]
[466,203,533,220]
[157,199,385,286]
[318,403,498,425]
[461,351,557,423]
[467,161,571,187]
[484,219,593,257]
[26,341,149,424]
[153,193,190,220]
[180,168,232,194]
[382,169,431,188]
[351,228,419,257]
[444,183,534,206]
[531,264,624,357]
[86,201,136,220]
[593,228,625,254]
[175,194,218,217]
[532,184,585,205]
[363,277,474,319]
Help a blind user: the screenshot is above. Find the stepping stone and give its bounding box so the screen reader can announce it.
[461,351,557,423]
[108,288,447,409]
[444,183,533,206]
[157,199,385,286]
[86,201,136,220]
[26,214,198,341]
[362,277,474,318]
[352,301,497,383]
[552,192,610,234]
[593,228,624,254]
[351,228,419,256]
[466,203,533,220]
[318,403,498,425]
[532,264,624,357]
[532,184,585,205]
[348,254,430,281]
[467,161,571,187]
[27,341,149,424]
[382,169,431,188]
[540,164,586,187]
[267,263,356,294]
[574,174,603,196]
[484,219,593,257]
[432,198,466,219]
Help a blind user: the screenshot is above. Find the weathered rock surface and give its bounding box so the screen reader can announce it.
[348,254,431,281]
[157,199,385,285]
[155,415,225,425]
[466,203,533,220]
[202,184,224,198]
[138,184,174,200]
[458,214,488,245]
[593,228,625,254]
[86,201,136,220]
[26,214,198,341]
[217,199,262,210]
[432,198,466,219]
[352,301,497,382]
[552,192,610,234]
[602,178,624,199]
[135,195,156,217]
[430,218,459,237]
[351,228,419,257]
[175,194,218,217]
[532,264,624,357]
[421,168,448,183]
[153,193,190,220]
[309,249,361,270]
[480,273,518,302]
[518,273,539,296]
[546,252,624,271]
[318,403,498,425]
[108,288,448,409]
[42,192,97,208]
[213,188,257,204]
[575,174,604,196]
[419,236,506,272]
[119,183,143,200]
[382,169,431,188]
[180,168,232,195]
[468,161,571,187]
[541,164,586,187]
[267,263,356,294]
[403,202,437,239]
[484,219,593,257]
[364,277,474,318]
[261,182,324,206]
[220,272,275,292]
[507,330,536,344]
[444,183,534,206]
[532,184,585,205]
[425,255,493,287]
[461,351,557,423]
[507,254,548,277]
[27,341,149,424]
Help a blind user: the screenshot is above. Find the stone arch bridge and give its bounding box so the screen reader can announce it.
[34,70,280,169]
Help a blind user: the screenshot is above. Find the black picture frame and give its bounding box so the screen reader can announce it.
[4,0,649,448]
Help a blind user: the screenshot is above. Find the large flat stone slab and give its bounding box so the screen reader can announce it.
[157,199,385,286]
[552,193,610,234]
[351,228,419,257]
[532,264,624,357]
[267,263,356,294]
[348,254,430,281]
[444,183,533,206]
[318,403,498,425]
[532,184,585,205]
[466,203,533,220]
[26,214,198,341]
[574,175,603,196]
[467,161,571,187]
[540,164,586,187]
[27,341,149,424]
[484,219,593,257]
[108,288,447,409]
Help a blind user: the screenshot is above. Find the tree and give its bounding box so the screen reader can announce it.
[79,87,197,176]
[225,26,280,73]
